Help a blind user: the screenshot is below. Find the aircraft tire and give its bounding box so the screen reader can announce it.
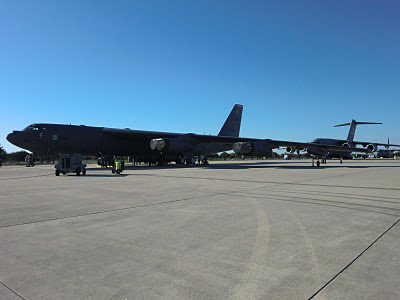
[55,170,60,176]
[76,168,81,176]
[317,161,320,167]
[177,156,186,165]
[82,168,86,176]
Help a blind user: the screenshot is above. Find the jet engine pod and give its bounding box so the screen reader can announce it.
[150,138,193,153]
[342,143,350,147]
[366,143,376,152]
[286,146,296,153]
[307,147,328,157]
[233,141,272,156]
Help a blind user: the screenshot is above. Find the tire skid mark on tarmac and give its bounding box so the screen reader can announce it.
[256,187,400,204]
[231,197,270,300]
[235,191,400,213]
[0,168,381,229]
[229,192,400,217]
[287,208,321,289]
[135,169,400,191]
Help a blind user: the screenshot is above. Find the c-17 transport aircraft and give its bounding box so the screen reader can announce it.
[309,119,400,160]
[376,138,400,158]
[6,105,370,167]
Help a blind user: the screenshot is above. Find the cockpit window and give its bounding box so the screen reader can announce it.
[23,125,47,131]
[24,126,39,131]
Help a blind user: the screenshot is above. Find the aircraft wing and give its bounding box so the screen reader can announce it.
[352,140,400,148]
[263,139,371,153]
[103,128,179,139]
[104,128,371,152]
[103,128,260,143]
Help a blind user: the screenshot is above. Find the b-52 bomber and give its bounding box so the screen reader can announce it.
[7,104,370,167]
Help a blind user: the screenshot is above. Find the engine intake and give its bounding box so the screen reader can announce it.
[150,138,193,153]
[286,146,296,153]
[366,144,376,152]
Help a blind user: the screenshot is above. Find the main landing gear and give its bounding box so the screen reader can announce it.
[312,157,327,167]
[312,157,343,167]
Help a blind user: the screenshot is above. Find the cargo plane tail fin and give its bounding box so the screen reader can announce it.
[334,119,382,141]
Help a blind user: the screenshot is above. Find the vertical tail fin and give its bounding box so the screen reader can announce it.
[334,120,382,142]
[218,104,243,137]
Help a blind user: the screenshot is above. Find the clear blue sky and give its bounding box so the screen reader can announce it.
[1,0,399,152]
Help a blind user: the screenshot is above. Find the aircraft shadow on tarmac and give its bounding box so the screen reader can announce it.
[84,173,129,177]
[85,161,400,172]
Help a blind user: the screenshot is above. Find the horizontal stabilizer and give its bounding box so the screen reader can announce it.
[334,119,382,142]
[334,121,382,127]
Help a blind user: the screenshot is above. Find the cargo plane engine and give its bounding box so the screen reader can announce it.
[366,143,376,152]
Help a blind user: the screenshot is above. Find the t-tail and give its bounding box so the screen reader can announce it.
[334,119,382,142]
[218,104,243,137]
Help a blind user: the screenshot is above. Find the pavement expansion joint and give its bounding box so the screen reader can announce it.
[0,280,26,300]
[308,216,400,299]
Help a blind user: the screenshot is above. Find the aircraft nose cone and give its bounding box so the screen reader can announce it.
[6,131,22,147]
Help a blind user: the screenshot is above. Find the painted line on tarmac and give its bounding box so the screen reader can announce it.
[308,217,400,299]
[0,280,26,300]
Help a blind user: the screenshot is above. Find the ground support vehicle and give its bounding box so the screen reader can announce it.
[112,159,123,175]
[55,154,87,176]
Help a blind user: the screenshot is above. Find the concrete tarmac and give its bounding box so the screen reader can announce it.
[0,159,399,299]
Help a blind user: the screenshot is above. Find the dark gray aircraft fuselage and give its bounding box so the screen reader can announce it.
[6,105,245,163]
[6,124,235,163]
[311,138,354,159]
